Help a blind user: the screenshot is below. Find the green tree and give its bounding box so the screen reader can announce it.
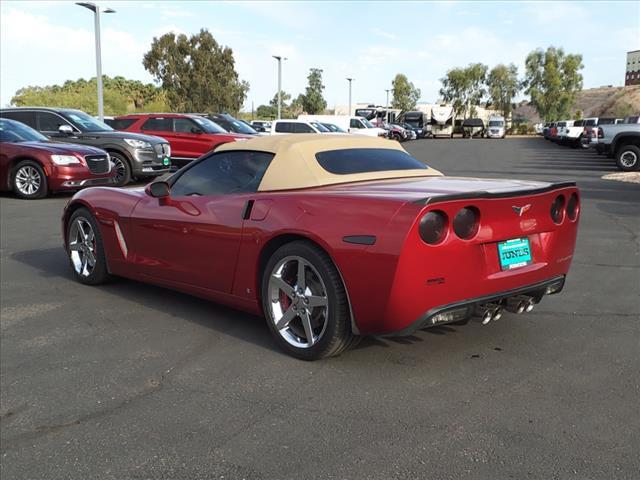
[10,76,166,115]
[391,73,421,112]
[143,28,249,113]
[300,68,326,114]
[523,46,583,121]
[486,63,520,120]
[440,63,488,118]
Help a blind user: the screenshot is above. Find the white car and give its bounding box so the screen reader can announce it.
[486,116,506,138]
[271,119,340,135]
[298,115,386,137]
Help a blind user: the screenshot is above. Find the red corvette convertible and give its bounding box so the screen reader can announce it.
[62,135,580,360]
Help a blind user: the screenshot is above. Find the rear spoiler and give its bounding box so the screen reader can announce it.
[414,181,577,206]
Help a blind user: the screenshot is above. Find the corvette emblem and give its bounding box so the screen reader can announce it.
[512,204,531,216]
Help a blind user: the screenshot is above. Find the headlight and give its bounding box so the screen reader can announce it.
[51,155,80,165]
[124,138,152,149]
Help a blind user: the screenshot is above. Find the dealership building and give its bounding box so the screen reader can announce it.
[626,50,640,86]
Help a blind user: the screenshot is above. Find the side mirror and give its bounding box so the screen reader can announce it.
[58,124,74,135]
[191,127,203,134]
[146,181,170,198]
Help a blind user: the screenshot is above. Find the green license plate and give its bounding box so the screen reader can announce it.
[163,157,171,166]
[497,238,532,270]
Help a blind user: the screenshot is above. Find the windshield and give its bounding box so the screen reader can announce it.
[311,122,330,132]
[214,117,257,134]
[192,117,226,134]
[323,123,346,133]
[488,120,504,127]
[63,110,113,132]
[0,119,49,142]
[360,118,375,128]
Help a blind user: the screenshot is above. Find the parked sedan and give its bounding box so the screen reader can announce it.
[112,113,253,169]
[62,135,579,360]
[0,118,115,199]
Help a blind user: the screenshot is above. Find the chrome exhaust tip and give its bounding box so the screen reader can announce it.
[475,303,501,325]
[505,295,535,314]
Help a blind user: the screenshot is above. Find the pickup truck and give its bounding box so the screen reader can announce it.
[590,120,640,171]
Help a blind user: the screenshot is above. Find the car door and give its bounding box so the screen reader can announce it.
[127,150,274,292]
[140,116,175,151]
[173,117,212,158]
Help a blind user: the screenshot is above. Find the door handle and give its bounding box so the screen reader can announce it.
[242,200,254,220]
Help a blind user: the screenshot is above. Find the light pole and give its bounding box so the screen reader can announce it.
[272,55,287,119]
[385,89,390,108]
[346,78,354,116]
[77,2,115,122]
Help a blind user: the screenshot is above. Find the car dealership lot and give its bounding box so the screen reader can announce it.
[1,138,638,479]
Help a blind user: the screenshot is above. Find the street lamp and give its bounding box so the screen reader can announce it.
[346,78,354,116]
[76,2,115,122]
[385,89,390,109]
[272,55,287,120]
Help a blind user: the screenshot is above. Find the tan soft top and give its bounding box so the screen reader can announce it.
[215,134,442,191]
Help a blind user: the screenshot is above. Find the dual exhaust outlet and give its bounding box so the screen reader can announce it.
[475,295,536,325]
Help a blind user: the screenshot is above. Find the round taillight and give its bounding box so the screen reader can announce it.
[550,195,565,224]
[566,193,579,221]
[453,206,480,239]
[419,210,448,245]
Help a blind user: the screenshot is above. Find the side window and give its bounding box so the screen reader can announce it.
[294,123,314,133]
[37,112,70,132]
[110,118,136,130]
[174,118,197,133]
[170,151,275,196]
[274,122,292,133]
[142,117,172,131]
[350,119,362,129]
[1,111,36,128]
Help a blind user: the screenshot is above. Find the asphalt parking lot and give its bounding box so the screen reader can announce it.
[1,137,639,480]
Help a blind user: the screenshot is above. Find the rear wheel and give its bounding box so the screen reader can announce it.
[66,208,112,285]
[616,144,640,171]
[12,160,48,199]
[261,241,357,360]
[110,152,132,187]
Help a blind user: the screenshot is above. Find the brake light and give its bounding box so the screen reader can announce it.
[566,193,579,221]
[419,210,448,245]
[452,206,480,239]
[597,127,604,139]
[550,195,566,224]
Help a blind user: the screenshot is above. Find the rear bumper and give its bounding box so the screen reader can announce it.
[388,275,565,336]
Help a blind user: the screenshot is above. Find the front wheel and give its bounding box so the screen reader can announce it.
[110,152,132,187]
[12,160,48,199]
[616,145,640,171]
[261,241,358,360]
[67,208,112,285]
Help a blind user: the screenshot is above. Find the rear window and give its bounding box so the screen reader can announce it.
[142,117,172,131]
[109,118,136,130]
[315,148,427,175]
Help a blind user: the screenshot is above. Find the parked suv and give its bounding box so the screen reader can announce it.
[0,107,171,186]
[0,118,115,199]
[112,113,253,168]
[202,113,260,135]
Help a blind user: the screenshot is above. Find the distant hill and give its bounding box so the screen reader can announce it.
[514,85,640,122]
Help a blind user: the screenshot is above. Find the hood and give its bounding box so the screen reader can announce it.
[19,141,106,156]
[316,176,567,204]
[78,130,168,144]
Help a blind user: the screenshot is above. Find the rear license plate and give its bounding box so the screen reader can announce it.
[497,238,532,270]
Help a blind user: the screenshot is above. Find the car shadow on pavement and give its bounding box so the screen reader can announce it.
[10,246,280,355]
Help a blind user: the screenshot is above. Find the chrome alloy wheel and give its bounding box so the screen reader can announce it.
[14,165,41,196]
[68,217,97,277]
[620,150,638,168]
[112,157,126,184]
[268,256,329,348]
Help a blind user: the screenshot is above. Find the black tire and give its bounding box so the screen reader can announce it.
[66,208,112,285]
[12,160,48,199]
[110,152,132,187]
[616,144,640,172]
[261,240,357,360]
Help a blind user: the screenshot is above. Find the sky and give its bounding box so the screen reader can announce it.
[1,0,639,111]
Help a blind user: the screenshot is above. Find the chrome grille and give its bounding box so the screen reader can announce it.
[84,154,110,174]
[154,143,171,158]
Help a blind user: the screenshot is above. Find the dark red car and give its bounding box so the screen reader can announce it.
[0,118,115,199]
[62,135,579,360]
[112,113,253,168]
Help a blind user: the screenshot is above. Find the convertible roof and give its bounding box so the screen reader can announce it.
[215,134,442,191]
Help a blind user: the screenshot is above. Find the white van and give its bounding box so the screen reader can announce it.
[298,115,386,137]
[270,119,337,135]
[487,116,506,138]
